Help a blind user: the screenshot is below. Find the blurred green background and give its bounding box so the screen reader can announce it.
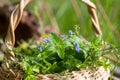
[3,0,120,46]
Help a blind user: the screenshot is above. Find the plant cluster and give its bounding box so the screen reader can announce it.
[13,30,115,79]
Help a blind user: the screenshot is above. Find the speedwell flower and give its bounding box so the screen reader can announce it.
[68,30,72,35]
[60,35,66,39]
[74,43,81,53]
[38,46,42,52]
[44,38,50,43]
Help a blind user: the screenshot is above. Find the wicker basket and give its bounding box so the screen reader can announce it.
[0,0,111,80]
[36,66,110,80]
[0,66,110,80]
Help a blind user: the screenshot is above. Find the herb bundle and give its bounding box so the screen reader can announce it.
[13,30,115,79]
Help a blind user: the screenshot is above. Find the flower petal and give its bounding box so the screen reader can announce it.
[68,30,72,35]
[44,38,50,43]
[74,43,81,53]
[38,46,42,52]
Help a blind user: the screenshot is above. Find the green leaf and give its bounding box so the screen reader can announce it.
[27,67,34,75]
[21,60,30,71]
[50,33,63,44]
[69,35,81,43]
[56,47,65,59]
[25,75,37,80]
[43,59,51,67]
[49,33,65,59]
[44,44,55,52]
[92,34,102,46]
[63,40,72,48]
[32,65,39,73]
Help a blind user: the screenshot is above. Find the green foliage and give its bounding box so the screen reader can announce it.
[13,30,115,79]
[25,75,37,80]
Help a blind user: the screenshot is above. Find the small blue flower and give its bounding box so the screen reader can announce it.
[44,38,50,43]
[68,30,72,35]
[38,46,42,52]
[74,43,81,53]
[60,35,66,39]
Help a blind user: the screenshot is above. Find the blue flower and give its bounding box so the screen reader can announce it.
[38,46,42,52]
[60,35,66,39]
[74,43,81,53]
[44,38,50,43]
[68,30,72,35]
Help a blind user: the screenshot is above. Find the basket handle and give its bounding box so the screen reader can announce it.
[2,0,32,61]
[2,0,101,63]
[81,0,102,37]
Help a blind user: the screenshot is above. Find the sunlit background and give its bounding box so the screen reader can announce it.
[2,0,120,46]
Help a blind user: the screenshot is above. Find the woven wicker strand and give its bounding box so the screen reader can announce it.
[4,0,32,61]
[81,0,102,37]
[0,0,32,79]
[36,66,110,80]
[0,0,32,67]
